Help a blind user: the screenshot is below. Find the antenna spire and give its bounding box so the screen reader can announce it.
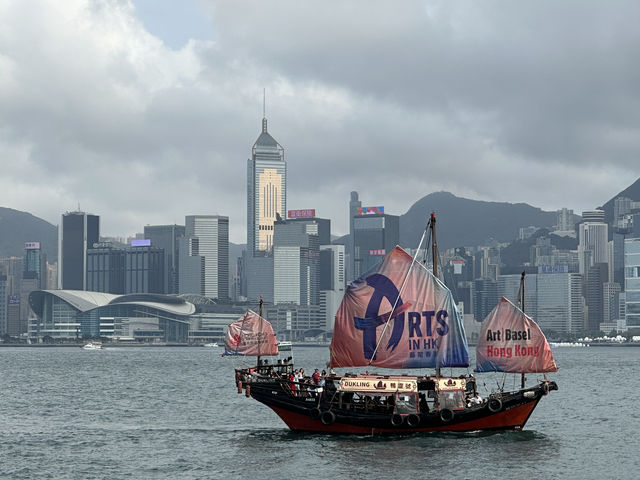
[261,88,268,133]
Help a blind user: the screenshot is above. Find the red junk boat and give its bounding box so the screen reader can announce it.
[230,214,558,434]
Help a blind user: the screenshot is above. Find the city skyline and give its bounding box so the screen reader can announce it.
[1,1,640,244]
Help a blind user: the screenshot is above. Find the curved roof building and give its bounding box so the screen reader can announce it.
[29,290,195,342]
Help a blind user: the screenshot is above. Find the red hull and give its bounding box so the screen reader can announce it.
[268,400,539,435]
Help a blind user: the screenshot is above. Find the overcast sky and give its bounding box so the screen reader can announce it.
[1,0,639,243]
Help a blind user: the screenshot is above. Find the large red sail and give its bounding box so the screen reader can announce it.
[224,310,279,356]
[329,246,469,369]
[476,297,557,373]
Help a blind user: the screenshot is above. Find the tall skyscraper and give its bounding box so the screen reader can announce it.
[352,209,399,279]
[179,215,229,299]
[624,238,640,329]
[247,114,286,257]
[58,211,100,290]
[348,191,362,281]
[578,221,608,275]
[144,224,185,294]
[273,218,320,306]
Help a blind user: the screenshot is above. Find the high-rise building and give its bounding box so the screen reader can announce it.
[555,207,576,233]
[624,238,640,329]
[578,221,608,275]
[58,211,100,290]
[348,191,362,281]
[0,275,6,334]
[352,209,399,279]
[320,244,345,331]
[581,209,606,223]
[144,224,185,294]
[86,242,165,294]
[585,262,608,331]
[179,215,229,299]
[247,114,286,257]
[472,278,498,323]
[273,218,320,306]
[536,272,584,333]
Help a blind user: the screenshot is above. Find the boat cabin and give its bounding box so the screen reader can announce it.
[323,374,474,415]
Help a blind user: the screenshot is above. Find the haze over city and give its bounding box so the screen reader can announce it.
[1,0,639,244]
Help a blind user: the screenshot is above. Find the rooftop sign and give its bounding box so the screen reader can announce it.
[357,206,384,215]
[288,209,315,219]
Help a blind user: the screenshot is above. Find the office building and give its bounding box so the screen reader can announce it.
[348,191,362,281]
[536,272,584,333]
[624,238,640,329]
[273,218,320,306]
[578,221,608,275]
[144,224,185,294]
[179,215,229,300]
[86,242,165,294]
[585,263,608,331]
[319,244,345,331]
[58,211,99,290]
[247,114,286,257]
[352,208,399,279]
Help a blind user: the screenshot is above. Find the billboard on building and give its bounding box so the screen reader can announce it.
[131,239,151,247]
[369,249,385,256]
[288,209,316,219]
[24,242,40,249]
[357,206,384,215]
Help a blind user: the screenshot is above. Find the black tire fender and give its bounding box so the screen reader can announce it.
[310,407,322,420]
[406,413,420,428]
[440,408,454,422]
[320,410,335,425]
[390,413,403,427]
[488,397,503,412]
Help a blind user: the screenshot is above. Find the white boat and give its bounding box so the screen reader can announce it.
[82,342,103,350]
[204,343,219,348]
[277,341,292,351]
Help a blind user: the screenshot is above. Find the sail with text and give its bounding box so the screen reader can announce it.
[224,310,279,356]
[475,297,557,373]
[329,246,469,369]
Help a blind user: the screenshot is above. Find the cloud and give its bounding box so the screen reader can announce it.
[1,0,639,244]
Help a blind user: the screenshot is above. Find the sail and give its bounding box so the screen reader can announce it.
[329,246,469,369]
[475,297,558,373]
[224,310,279,356]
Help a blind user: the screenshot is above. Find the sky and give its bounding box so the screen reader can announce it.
[1,0,639,244]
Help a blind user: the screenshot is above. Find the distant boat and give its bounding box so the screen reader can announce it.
[277,341,292,351]
[231,214,558,434]
[203,343,219,348]
[82,342,103,350]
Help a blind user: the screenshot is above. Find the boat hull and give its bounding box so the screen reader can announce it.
[242,376,556,435]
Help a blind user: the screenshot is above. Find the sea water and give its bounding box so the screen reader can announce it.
[0,345,638,479]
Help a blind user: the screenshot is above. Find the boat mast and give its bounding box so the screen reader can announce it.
[257,296,263,366]
[520,272,526,389]
[430,213,441,378]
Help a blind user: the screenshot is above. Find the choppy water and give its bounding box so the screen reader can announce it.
[0,345,638,479]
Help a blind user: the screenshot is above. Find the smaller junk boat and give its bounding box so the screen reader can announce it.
[232,214,558,435]
[82,342,103,350]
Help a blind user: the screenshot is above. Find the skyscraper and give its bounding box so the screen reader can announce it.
[247,114,286,257]
[58,211,100,290]
[144,224,185,294]
[578,221,608,275]
[352,209,399,279]
[179,215,229,299]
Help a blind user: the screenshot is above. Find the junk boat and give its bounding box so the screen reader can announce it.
[230,214,558,434]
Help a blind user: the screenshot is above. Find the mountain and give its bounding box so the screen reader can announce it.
[0,207,58,260]
[400,192,557,250]
[600,177,640,224]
